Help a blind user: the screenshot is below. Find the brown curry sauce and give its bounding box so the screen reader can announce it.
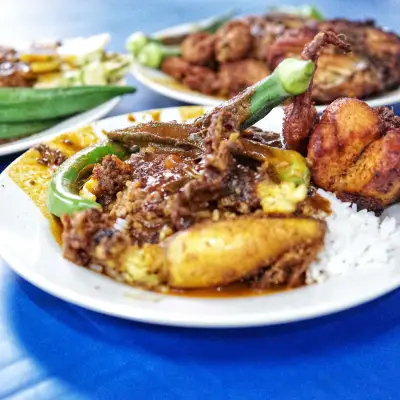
[10,115,331,299]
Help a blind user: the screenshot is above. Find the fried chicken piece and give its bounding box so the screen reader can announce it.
[308,98,381,187]
[282,31,350,154]
[267,24,386,104]
[215,20,253,63]
[336,130,400,209]
[218,59,270,97]
[180,32,217,65]
[282,32,400,210]
[243,14,311,61]
[283,92,319,156]
[182,65,220,95]
[318,19,400,89]
[161,56,220,95]
[308,98,400,210]
[267,27,315,69]
[363,25,400,88]
[247,15,286,60]
[311,53,381,104]
[161,56,192,80]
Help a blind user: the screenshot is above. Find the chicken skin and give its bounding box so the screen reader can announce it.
[308,99,400,210]
[181,32,216,65]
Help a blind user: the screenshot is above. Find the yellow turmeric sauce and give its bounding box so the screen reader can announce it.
[50,217,63,245]
[8,126,99,219]
[178,106,205,122]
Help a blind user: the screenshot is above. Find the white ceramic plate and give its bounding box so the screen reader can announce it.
[0,106,399,328]
[0,97,121,156]
[131,19,400,112]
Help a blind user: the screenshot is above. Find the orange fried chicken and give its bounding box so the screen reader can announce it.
[180,32,216,65]
[215,20,253,63]
[162,15,400,103]
[282,32,400,211]
[308,99,400,210]
[218,59,270,97]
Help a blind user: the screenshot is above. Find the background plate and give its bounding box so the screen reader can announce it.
[131,19,400,112]
[0,106,399,328]
[0,97,121,156]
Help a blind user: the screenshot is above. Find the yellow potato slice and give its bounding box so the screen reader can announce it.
[164,217,325,288]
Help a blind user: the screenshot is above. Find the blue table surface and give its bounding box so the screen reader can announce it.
[1,1,400,399]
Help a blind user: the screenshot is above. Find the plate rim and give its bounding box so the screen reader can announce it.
[1,105,399,328]
[1,240,399,328]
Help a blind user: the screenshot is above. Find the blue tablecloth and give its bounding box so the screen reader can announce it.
[0,1,399,399]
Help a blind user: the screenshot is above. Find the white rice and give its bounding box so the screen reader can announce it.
[306,190,400,284]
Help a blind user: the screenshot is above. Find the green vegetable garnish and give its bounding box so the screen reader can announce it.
[126,10,236,68]
[126,32,149,56]
[137,43,180,69]
[0,85,136,123]
[242,58,314,129]
[47,141,128,217]
[0,119,63,140]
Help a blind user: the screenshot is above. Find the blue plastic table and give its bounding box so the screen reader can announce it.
[1,1,399,399]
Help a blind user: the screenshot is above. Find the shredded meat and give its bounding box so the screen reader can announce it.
[62,107,326,290]
[161,56,191,80]
[243,126,283,148]
[251,241,324,289]
[62,208,129,266]
[172,111,237,227]
[110,151,201,245]
[161,56,220,95]
[35,144,66,167]
[93,155,133,207]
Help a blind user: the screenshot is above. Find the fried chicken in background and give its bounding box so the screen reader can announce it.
[161,14,400,104]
